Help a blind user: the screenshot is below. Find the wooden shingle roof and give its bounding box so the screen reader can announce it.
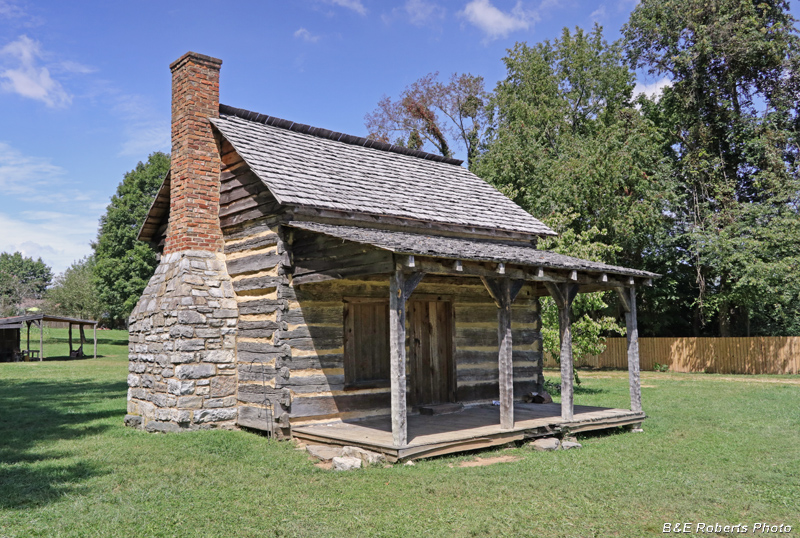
[210,106,556,237]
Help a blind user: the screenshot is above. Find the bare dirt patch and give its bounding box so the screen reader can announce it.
[452,455,521,468]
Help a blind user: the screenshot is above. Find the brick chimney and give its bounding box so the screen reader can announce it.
[165,52,223,254]
[126,52,239,433]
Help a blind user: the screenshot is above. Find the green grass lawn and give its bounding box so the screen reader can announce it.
[1,329,798,537]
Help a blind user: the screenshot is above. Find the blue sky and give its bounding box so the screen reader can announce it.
[1,0,794,275]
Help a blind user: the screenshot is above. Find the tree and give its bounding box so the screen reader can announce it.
[475,26,674,271]
[537,213,626,366]
[474,26,677,337]
[46,256,103,321]
[93,152,170,327]
[625,0,800,336]
[0,252,52,316]
[365,72,488,168]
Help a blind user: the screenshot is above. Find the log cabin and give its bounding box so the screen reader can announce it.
[126,52,657,460]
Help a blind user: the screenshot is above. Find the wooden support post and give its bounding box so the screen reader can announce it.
[38,320,43,361]
[625,286,643,415]
[497,279,513,429]
[481,277,524,430]
[68,323,73,355]
[26,321,30,354]
[389,266,425,447]
[93,324,97,359]
[544,282,579,422]
[79,324,86,358]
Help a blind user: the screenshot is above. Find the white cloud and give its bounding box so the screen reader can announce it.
[323,0,367,15]
[404,0,446,26]
[0,211,96,274]
[113,94,170,157]
[0,0,25,19]
[294,28,321,43]
[459,0,536,41]
[57,60,96,74]
[635,77,671,100]
[590,4,607,22]
[0,35,71,107]
[0,141,65,195]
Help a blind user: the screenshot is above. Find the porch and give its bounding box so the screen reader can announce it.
[292,402,646,462]
[284,221,659,453]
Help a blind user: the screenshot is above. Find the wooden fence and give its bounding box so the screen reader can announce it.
[544,337,800,375]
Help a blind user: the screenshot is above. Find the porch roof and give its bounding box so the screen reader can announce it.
[286,221,658,280]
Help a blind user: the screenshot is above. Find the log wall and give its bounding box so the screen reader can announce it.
[284,275,543,426]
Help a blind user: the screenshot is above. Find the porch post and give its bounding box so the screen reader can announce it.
[389,264,424,447]
[38,320,43,361]
[497,279,513,430]
[624,286,643,414]
[79,324,86,357]
[481,277,524,431]
[389,269,407,447]
[94,323,97,359]
[26,321,30,354]
[544,283,579,422]
[68,322,73,355]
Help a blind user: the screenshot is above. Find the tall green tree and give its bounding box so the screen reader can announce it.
[625,0,800,336]
[0,252,53,316]
[46,256,103,321]
[93,152,169,327]
[475,26,674,270]
[474,25,676,338]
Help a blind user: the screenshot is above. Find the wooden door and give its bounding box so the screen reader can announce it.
[407,300,454,407]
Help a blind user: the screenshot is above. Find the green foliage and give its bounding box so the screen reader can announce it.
[475,25,675,272]
[474,25,670,349]
[93,152,169,327]
[0,252,53,316]
[624,0,800,336]
[45,256,103,322]
[538,213,626,364]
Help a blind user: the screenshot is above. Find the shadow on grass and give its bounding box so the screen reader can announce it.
[0,379,126,509]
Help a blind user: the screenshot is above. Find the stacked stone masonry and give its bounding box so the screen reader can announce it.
[126,250,239,432]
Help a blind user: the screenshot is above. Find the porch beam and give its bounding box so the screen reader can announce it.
[544,282,579,421]
[625,286,643,415]
[481,277,524,430]
[389,265,424,448]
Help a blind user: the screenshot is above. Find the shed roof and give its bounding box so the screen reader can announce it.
[0,313,98,328]
[286,221,659,279]
[210,106,556,237]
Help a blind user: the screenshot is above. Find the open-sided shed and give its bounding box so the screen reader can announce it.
[0,314,98,361]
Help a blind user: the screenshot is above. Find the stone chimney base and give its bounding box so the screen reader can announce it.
[126,250,238,432]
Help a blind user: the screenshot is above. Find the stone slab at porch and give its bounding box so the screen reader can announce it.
[292,403,646,462]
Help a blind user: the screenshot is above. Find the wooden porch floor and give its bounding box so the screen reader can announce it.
[292,403,646,461]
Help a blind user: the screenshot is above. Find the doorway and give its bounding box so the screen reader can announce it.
[407,300,455,407]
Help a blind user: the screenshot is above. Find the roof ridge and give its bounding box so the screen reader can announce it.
[218,104,465,166]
